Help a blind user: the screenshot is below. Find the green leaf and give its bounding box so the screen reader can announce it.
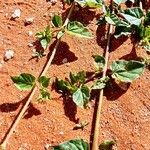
[45,26,52,41]
[110,60,145,82]
[38,88,51,102]
[120,13,141,26]
[139,26,150,51]
[75,0,103,8]
[38,76,50,88]
[11,73,35,90]
[70,71,86,85]
[102,5,110,15]
[139,26,150,38]
[120,7,144,26]
[105,13,120,25]
[144,12,150,26]
[35,26,52,49]
[114,26,132,38]
[97,16,106,25]
[122,7,144,19]
[52,15,63,27]
[66,21,92,38]
[100,5,130,27]
[40,39,48,50]
[99,140,115,150]
[92,76,109,90]
[92,55,105,72]
[73,86,90,108]
[52,138,89,150]
[35,32,43,39]
[56,78,71,92]
[144,45,150,52]
[105,14,129,27]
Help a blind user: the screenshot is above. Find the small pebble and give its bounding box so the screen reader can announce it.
[28,43,34,47]
[32,49,36,53]
[11,8,21,19]
[66,62,70,67]
[62,58,67,64]
[25,17,34,25]
[4,49,14,61]
[28,31,33,36]
[43,13,47,17]
[44,144,51,150]
[0,10,4,13]
[59,131,64,135]
[5,13,9,18]
[50,0,57,5]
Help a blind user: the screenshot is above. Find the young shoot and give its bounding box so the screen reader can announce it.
[36,26,52,50]
[97,1,150,51]
[73,121,89,130]
[11,73,51,102]
[56,71,90,108]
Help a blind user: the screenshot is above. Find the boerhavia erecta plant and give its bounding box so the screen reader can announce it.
[54,1,147,150]
[56,71,91,108]
[33,12,93,58]
[56,54,145,108]
[97,0,150,52]
[0,1,94,149]
[51,138,116,150]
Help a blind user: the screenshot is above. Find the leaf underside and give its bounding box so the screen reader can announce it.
[66,21,92,38]
[111,60,145,82]
[52,138,89,150]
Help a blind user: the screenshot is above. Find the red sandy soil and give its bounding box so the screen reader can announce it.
[0,0,150,150]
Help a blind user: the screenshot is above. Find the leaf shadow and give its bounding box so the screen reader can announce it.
[0,101,21,113]
[38,40,78,77]
[49,40,78,65]
[89,80,130,148]
[96,25,107,49]
[0,96,27,113]
[62,95,79,123]
[0,92,42,145]
[96,25,129,52]
[62,6,97,25]
[52,80,78,123]
[0,92,41,119]
[119,42,138,60]
[23,103,41,119]
[104,78,130,101]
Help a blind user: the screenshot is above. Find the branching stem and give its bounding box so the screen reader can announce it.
[91,17,114,150]
[0,3,75,150]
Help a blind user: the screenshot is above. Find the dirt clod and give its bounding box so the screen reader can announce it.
[4,49,14,61]
[11,9,21,19]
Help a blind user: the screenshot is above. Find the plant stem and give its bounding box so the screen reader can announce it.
[0,3,75,150]
[91,22,113,150]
